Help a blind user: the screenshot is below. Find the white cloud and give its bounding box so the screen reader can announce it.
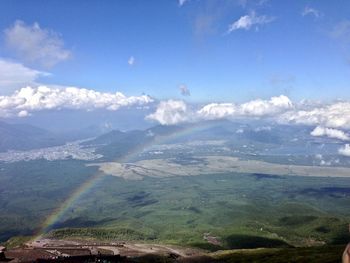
[338,144,350,157]
[128,56,135,66]
[280,101,350,129]
[0,58,49,94]
[17,110,29,117]
[146,100,189,125]
[302,6,322,18]
[0,86,153,117]
[227,11,274,33]
[240,95,292,116]
[198,103,236,119]
[198,95,292,120]
[310,126,350,141]
[145,96,350,131]
[179,84,190,96]
[4,20,71,68]
[146,95,293,125]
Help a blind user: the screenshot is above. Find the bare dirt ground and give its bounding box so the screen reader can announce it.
[88,155,350,180]
[2,238,204,262]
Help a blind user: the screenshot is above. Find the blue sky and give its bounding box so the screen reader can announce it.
[0,0,349,103]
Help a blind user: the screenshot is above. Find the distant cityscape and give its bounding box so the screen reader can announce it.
[0,141,103,163]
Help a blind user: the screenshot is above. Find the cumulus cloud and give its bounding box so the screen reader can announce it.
[338,144,350,157]
[280,101,350,129]
[227,11,274,33]
[310,126,350,141]
[0,86,153,117]
[302,6,322,18]
[146,100,189,125]
[179,84,190,96]
[198,103,236,119]
[198,95,292,120]
[0,58,49,94]
[240,95,292,115]
[128,56,135,66]
[4,20,71,68]
[146,95,293,125]
[145,95,350,131]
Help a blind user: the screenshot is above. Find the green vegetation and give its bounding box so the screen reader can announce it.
[210,245,345,263]
[0,159,97,241]
[224,234,291,249]
[0,158,349,256]
[2,236,32,249]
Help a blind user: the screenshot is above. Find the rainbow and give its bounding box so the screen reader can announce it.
[34,172,105,240]
[34,121,222,240]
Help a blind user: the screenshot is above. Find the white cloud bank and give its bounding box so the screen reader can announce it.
[4,20,71,68]
[280,101,350,129]
[0,59,49,93]
[146,95,350,135]
[227,11,274,33]
[198,95,292,119]
[311,126,350,141]
[0,86,153,117]
[147,95,292,125]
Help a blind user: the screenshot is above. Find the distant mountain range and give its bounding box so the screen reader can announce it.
[0,118,345,163]
[0,121,66,152]
[0,120,118,152]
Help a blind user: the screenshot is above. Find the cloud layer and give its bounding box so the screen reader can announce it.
[198,95,292,119]
[0,86,153,117]
[4,20,71,68]
[0,59,48,93]
[3,85,350,146]
[146,95,350,138]
[280,101,350,129]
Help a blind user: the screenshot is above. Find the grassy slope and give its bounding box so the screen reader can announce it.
[1,160,350,259]
[44,173,349,249]
[209,246,345,263]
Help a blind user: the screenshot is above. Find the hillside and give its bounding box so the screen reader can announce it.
[0,121,65,152]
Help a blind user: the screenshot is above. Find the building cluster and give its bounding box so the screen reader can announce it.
[0,142,103,163]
